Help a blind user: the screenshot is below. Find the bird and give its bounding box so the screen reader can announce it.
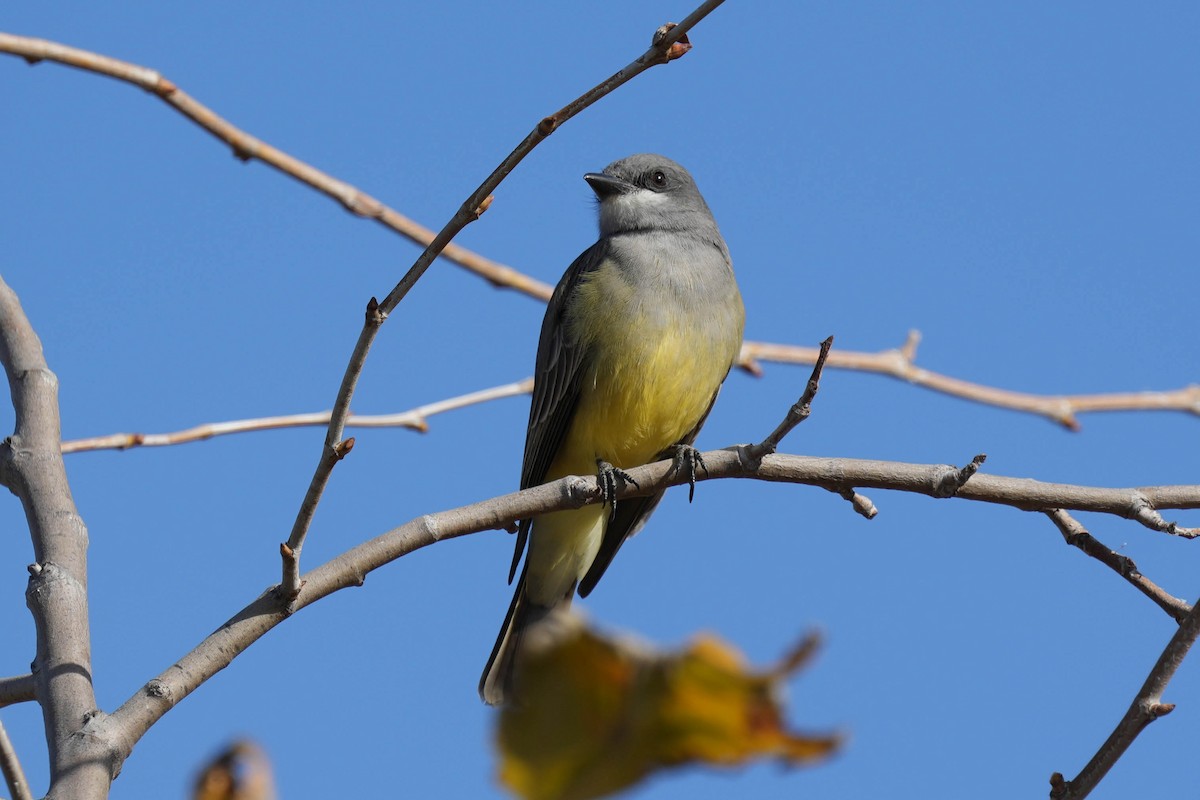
[479,153,745,705]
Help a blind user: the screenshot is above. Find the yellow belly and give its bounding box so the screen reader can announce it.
[525,321,730,604]
[552,326,725,477]
[524,256,742,605]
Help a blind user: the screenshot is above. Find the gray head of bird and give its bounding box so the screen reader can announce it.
[584,153,717,238]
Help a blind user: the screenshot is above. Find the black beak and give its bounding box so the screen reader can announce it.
[584,172,636,199]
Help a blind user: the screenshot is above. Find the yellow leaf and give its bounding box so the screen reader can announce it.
[496,614,840,800]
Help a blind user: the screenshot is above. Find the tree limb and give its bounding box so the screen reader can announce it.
[0,277,110,798]
[0,32,554,303]
[56,346,1200,458]
[1046,510,1192,623]
[740,333,1200,430]
[101,446,1200,751]
[0,675,36,709]
[1050,593,1200,799]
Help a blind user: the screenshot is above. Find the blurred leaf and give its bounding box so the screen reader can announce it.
[496,615,840,800]
[193,739,276,800]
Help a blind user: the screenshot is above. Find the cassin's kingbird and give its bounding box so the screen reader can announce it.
[480,154,745,705]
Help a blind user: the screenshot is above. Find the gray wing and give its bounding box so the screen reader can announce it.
[507,239,611,583]
[577,387,723,598]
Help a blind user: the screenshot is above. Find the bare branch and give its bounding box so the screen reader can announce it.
[743,454,1200,519]
[53,333,1197,459]
[0,32,555,303]
[3,36,1193,435]
[279,297,382,603]
[1050,593,1200,799]
[52,329,1200,456]
[368,4,721,325]
[0,717,33,800]
[1128,495,1200,538]
[102,447,1200,752]
[747,336,833,462]
[739,333,1200,429]
[0,278,110,797]
[59,378,535,454]
[1046,510,1192,622]
[0,675,35,709]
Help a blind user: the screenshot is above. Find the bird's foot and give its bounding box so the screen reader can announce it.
[669,444,708,503]
[596,459,639,519]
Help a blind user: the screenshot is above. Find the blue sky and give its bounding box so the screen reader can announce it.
[1,2,1197,798]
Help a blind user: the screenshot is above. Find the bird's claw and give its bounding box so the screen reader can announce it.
[596,459,639,519]
[670,444,707,503]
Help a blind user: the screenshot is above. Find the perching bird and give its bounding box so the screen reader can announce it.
[480,154,745,705]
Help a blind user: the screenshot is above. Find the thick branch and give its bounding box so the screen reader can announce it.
[1050,593,1200,799]
[102,448,1199,750]
[0,278,110,797]
[730,453,1199,519]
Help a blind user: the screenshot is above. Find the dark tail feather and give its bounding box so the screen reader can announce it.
[479,564,554,705]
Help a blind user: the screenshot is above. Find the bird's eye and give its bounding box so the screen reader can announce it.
[651,171,667,187]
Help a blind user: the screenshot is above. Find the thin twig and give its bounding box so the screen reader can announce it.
[1045,510,1192,623]
[0,675,35,709]
[277,299,379,601]
[1127,495,1200,538]
[747,335,833,462]
[1049,593,1200,800]
[739,333,1200,429]
[50,333,1200,454]
[0,717,33,800]
[60,378,535,454]
[276,4,726,602]
[0,32,554,303]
